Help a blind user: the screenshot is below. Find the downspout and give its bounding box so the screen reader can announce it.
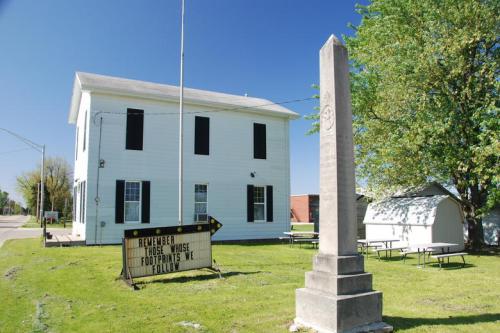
[94,116,103,245]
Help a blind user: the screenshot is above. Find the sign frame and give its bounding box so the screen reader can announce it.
[121,216,222,287]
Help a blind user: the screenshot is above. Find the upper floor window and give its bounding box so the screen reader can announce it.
[253,123,266,159]
[194,116,210,155]
[194,184,208,222]
[126,108,144,150]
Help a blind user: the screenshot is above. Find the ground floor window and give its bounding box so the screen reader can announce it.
[80,181,86,223]
[194,184,208,222]
[253,186,266,221]
[125,181,141,222]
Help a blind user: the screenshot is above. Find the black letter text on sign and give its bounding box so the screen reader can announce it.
[121,217,222,286]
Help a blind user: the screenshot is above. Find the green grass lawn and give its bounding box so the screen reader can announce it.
[1,239,499,333]
[22,216,72,229]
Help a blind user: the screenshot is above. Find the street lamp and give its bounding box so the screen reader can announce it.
[0,128,46,237]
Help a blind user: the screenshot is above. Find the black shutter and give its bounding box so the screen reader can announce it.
[115,180,125,223]
[247,185,254,222]
[266,185,273,222]
[126,108,144,150]
[253,123,266,159]
[141,181,150,223]
[194,116,210,155]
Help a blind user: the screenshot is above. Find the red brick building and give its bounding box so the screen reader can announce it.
[290,194,319,223]
[290,194,370,238]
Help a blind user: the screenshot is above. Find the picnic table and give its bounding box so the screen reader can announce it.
[282,231,319,247]
[408,242,458,268]
[357,238,400,258]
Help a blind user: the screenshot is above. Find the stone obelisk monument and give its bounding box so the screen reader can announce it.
[294,35,392,333]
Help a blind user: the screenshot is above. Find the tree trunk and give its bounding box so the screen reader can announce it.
[466,217,484,249]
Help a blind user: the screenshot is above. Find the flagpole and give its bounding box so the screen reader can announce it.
[178,0,185,226]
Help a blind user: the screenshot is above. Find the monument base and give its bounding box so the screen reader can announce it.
[294,254,393,333]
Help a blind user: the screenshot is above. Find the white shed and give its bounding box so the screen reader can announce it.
[363,195,465,251]
[483,206,500,246]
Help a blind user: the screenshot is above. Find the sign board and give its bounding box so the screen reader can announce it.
[44,211,59,221]
[121,217,222,285]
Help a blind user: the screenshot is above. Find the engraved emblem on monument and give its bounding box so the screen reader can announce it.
[321,91,335,132]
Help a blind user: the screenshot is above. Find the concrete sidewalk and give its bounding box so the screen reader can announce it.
[0,215,71,247]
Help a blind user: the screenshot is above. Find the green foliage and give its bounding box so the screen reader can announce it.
[16,157,72,215]
[308,0,499,245]
[0,189,9,212]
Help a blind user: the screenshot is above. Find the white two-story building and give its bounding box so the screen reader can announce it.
[69,72,299,244]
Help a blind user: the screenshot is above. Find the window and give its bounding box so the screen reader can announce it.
[116,180,150,224]
[253,186,266,221]
[83,111,87,152]
[72,186,77,222]
[247,185,273,222]
[124,181,141,222]
[194,184,208,222]
[253,123,266,159]
[194,116,210,155]
[126,108,144,150]
[81,181,86,223]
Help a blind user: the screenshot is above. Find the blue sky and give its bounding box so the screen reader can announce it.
[0,0,366,204]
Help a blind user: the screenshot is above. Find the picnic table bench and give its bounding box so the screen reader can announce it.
[431,252,468,269]
[374,246,408,260]
[357,238,400,259]
[283,232,319,248]
[409,242,460,268]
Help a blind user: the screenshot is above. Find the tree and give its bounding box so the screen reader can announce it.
[0,188,9,214]
[308,0,499,247]
[16,157,73,219]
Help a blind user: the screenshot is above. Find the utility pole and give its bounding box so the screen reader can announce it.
[36,182,40,224]
[0,128,45,230]
[63,197,67,228]
[41,145,46,239]
[178,0,185,226]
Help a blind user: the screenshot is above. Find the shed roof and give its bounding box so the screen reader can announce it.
[392,182,460,201]
[363,195,453,226]
[68,72,300,123]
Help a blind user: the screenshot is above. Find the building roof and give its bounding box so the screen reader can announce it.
[68,72,300,123]
[363,195,456,226]
[392,181,460,201]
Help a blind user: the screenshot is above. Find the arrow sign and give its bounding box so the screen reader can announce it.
[209,216,223,236]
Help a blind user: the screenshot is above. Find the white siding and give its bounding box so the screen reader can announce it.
[364,196,464,250]
[432,199,465,251]
[483,207,500,245]
[72,92,91,240]
[365,223,432,246]
[78,93,291,244]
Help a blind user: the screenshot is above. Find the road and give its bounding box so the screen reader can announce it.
[0,215,70,247]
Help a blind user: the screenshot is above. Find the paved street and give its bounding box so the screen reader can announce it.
[0,215,70,247]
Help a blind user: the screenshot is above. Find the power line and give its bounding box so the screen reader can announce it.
[93,96,315,117]
[0,127,43,152]
[0,147,32,155]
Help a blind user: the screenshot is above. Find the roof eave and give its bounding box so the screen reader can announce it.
[68,74,82,124]
[87,86,300,119]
